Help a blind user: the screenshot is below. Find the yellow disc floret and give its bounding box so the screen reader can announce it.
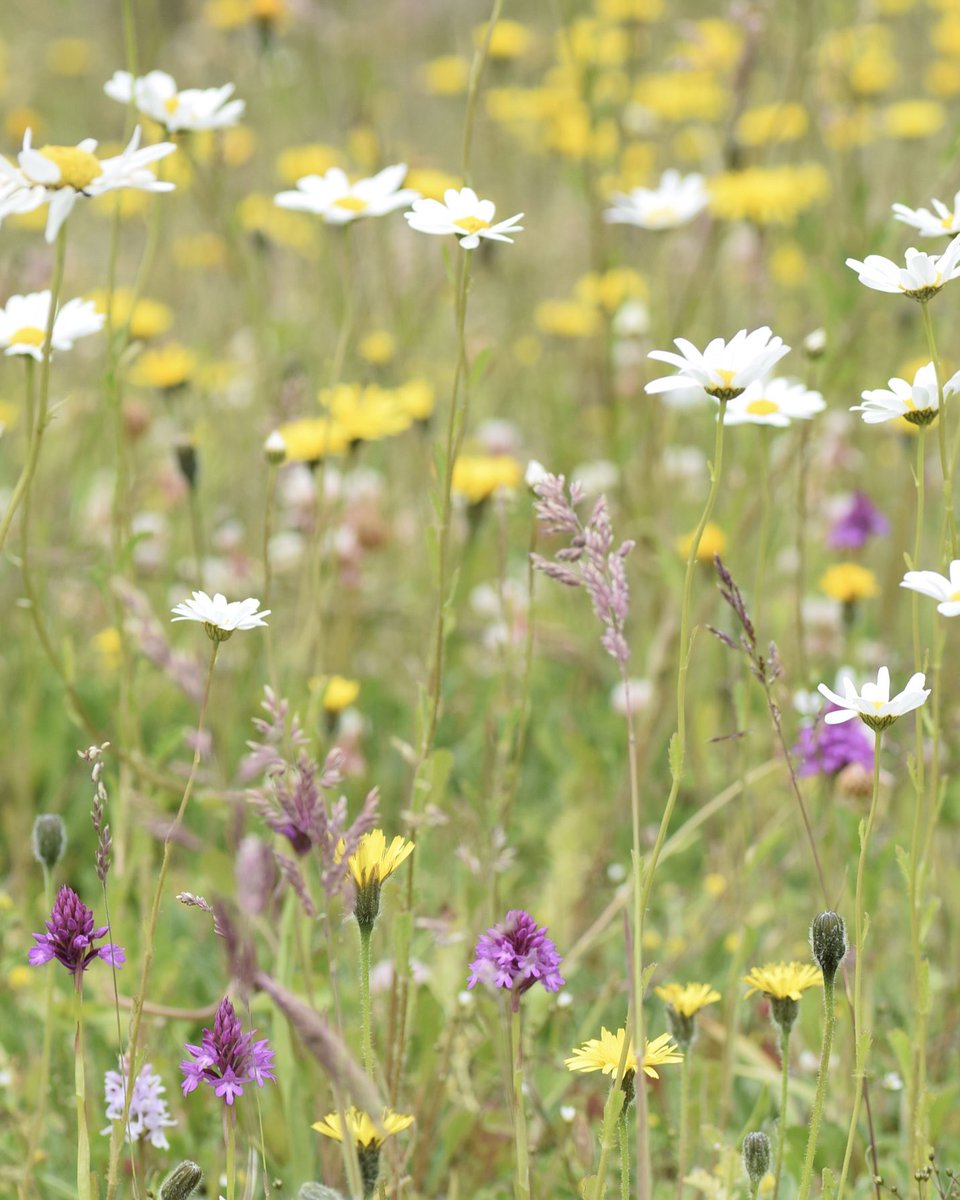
[35,145,102,191]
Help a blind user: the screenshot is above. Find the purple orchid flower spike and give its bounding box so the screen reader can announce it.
[28,885,125,982]
[468,909,565,1010]
[180,996,276,1107]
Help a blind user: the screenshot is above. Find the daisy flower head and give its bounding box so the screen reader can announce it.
[645,327,791,403]
[604,170,709,231]
[0,290,104,359]
[722,377,825,427]
[845,236,960,301]
[404,186,524,249]
[892,192,960,238]
[180,996,275,1107]
[851,361,960,426]
[170,590,270,641]
[0,127,176,243]
[817,666,930,731]
[274,164,418,224]
[901,559,960,616]
[468,909,564,1006]
[104,70,245,133]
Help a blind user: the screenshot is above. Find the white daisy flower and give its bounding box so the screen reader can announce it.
[0,290,105,359]
[845,236,960,300]
[274,164,418,224]
[604,170,709,231]
[900,560,960,616]
[722,377,825,427]
[171,590,270,641]
[851,361,960,426]
[892,193,960,239]
[817,666,930,731]
[645,327,791,401]
[104,70,245,133]
[404,186,524,249]
[0,127,176,243]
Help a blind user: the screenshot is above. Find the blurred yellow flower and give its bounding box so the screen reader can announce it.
[173,232,228,271]
[278,416,349,462]
[736,102,808,146]
[205,0,288,29]
[451,454,524,503]
[655,982,721,1016]
[394,379,435,421]
[769,242,809,287]
[313,1107,413,1147]
[709,164,830,225]
[704,872,727,898]
[673,18,744,72]
[5,107,43,142]
[0,399,18,432]
[419,55,470,96]
[476,19,535,60]
[820,563,879,603]
[358,330,396,365]
[93,628,123,672]
[237,194,318,256]
[820,25,898,96]
[276,143,342,184]
[575,267,647,312]
[926,60,960,97]
[560,19,630,67]
[534,299,601,338]
[89,288,173,341]
[677,523,726,563]
[743,962,822,1000]
[128,343,197,391]
[596,0,664,19]
[405,166,461,201]
[321,383,413,442]
[8,965,33,990]
[883,100,945,138]
[634,70,727,122]
[323,675,360,712]
[46,37,94,77]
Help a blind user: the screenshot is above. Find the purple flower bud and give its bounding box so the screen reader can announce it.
[827,492,890,550]
[28,886,125,982]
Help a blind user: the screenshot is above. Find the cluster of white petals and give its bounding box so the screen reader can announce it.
[604,170,709,231]
[104,70,244,132]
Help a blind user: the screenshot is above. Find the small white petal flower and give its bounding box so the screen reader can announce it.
[0,290,105,359]
[851,361,960,426]
[103,1060,177,1150]
[645,327,791,401]
[845,236,960,300]
[900,559,960,616]
[171,590,270,640]
[604,170,709,231]
[104,69,245,133]
[817,666,930,730]
[404,186,524,249]
[275,164,418,224]
[0,127,176,243]
[892,192,960,238]
[722,377,825,427]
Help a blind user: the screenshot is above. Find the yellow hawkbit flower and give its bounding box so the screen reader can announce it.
[451,454,524,504]
[742,962,822,1001]
[346,830,415,890]
[276,416,349,463]
[676,523,727,563]
[128,342,197,391]
[819,563,879,604]
[323,675,360,713]
[655,982,721,1018]
[565,1026,683,1080]
[312,1106,414,1147]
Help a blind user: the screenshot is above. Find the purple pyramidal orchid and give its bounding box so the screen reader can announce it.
[827,491,890,550]
[28,885,125,981]
[180,996,276,1106]
[468,909,565,1008]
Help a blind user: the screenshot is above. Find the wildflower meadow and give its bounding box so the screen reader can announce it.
[2,1,960,1197]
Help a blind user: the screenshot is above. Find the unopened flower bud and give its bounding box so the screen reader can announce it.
[175,437,199,490]
[32,814,66,869]
[666,1005,696,1050]
[770,995,800,1035]
[525,459,547,490]
[742,1131,771,1190]
[265,430,287,465]
[811,911,846,981]
[160,1161,204,1200]
[803,328,826,359]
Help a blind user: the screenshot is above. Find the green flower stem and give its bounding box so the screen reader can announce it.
[920,301,958,560]
[359,924,375,1077]
[74,984,91,1200]
[592,1027,632,1200]
[510,1003,531,1200]
[753,426,772,630]
[676,1050,691,1200]
[330,225,354,389]
[0,227,67,553]
[225,1109,237,1200]
[618,1111,631,1200]
[635,400,728,1200]
[794,422,811,683]
[796,973,836,1200]
[835,731,884,1200]
[21,867,55,1200]
[106,640,221,1200]
[773,1026,791,1200]
[262,460,279,688]
[188,480,205,588]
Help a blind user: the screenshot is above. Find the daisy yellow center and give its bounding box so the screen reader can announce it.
[942,216,956,230]
[950,590,960,601]
[36,145,103,190]
[870,699,885,709]
[164,96,180,115]
[454,215,490,234]
[715,367,737,388]
[9,326,46,347]
[334,195,368,212]
[647,205,676,224]
[746,398,778,415]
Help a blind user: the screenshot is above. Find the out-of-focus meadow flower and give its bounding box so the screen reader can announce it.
[604,169,708,230]
[646,328,791,401]
[893,191,960,238]
[468,909,564,1003]
[793,705,875,777]
[0,290,104,358]
[819,562,879,604]
[171,590,270,638]
[676,522,726,561]
[28,886,125,979]
[827,492,889,549]
[102,1059,177,1148]
[452,453,524,504]
[721,378,824,427]
[846,236,960,299]
[104,70,245,131]
[901,560,960,615]
[817,666,930,729]
[852,361,959,425]
[180,996,275,1106]
[404,186,524,249]
[275,164,417,224]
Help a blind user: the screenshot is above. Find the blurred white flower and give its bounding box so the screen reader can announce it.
[102,1060,176,1149]
[571,459,618,497]
[901,559,960,616]
[0,290,104,358]
[275,164,417,224]
[605,170,708,231]
[852,361,959,426]
[104,70,244,132]
[404,186,524,249]
[892,192,960,238]
[845,237,960,299]
[610,677,653,717]
[722,378,825,427]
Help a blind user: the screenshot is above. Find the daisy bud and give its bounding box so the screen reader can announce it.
[175,436,199,490]
[159,1161,204,1200]
[810,911,847,982]
[742,1131,771,1190]
[265,430,287,465]
[803,328,827,359]
[32,814,67,869]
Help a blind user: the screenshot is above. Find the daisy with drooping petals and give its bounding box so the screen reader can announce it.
[0,290,104,359]
[892,193,960,238]
[604,170,709,231]
[851,361,960,426]
[171,591,270,640]
[722,377,825,426]
[274,164,417,224]
[817,666,930,730]
[104,70,245,132]
[901,560,960,615]
[404,186,524,249]
[0,127,176,243]
[645,327,791,402]
[845,236,960,300]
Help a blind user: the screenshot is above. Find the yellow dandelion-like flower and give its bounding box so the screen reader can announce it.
[708,164,830,226]
[476,19,535,60]
[312,1107,414,1147]
[173,232,228,271]
[633,70,727,123]
[883,99,945,139]
[405,167,462,201]
[819,563,878,604]
[676,522,726,563]
[419,55,470,96]
[394,379,435,422]
[345,830,415,889]
[742,962,822,1001]
[89,287,173,341]
[321,383,413,443]
[276,143,342,185]
[534,299,601,339]
[566,1027,683,1080]
[451,454,524,504]
[736,102,809,146]
[92,627,123,673]
[322,675,360,713]
[128,342,197,391]
[358,330,396,366]
[277,416,350,463]
[655,982,721,1018]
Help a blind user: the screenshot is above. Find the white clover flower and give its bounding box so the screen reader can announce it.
[645,327,791,401]
[892,192,960,238]
[102,1060,177,1150]
[817,666,930,730]
[171,590,270,640]
[604,170,709,231]
[900,560,960,616]
[722,377,825,427]
[104,69,245,133]
[0,127,176,243]
[274,164,417,224]
[0,291,104,359]
[851,361,960,426]
[845,236,960,300]
[404,186,524,249]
